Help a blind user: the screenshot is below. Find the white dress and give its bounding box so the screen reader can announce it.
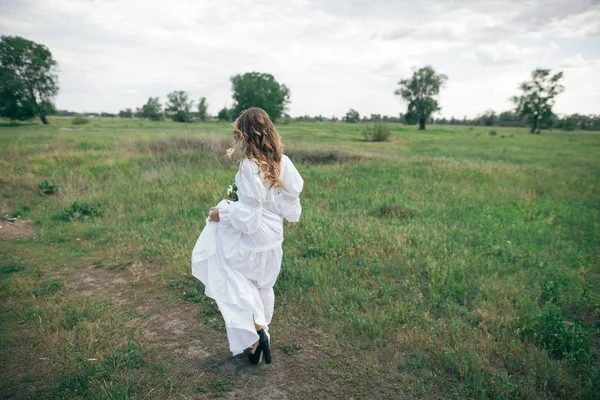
[191,155,304,355]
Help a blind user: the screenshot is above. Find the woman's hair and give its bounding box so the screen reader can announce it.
[227,107,283,188]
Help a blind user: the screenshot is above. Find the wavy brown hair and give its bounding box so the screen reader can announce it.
[227,107,283,188]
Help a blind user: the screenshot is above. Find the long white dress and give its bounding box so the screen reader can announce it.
[191,155,304,355]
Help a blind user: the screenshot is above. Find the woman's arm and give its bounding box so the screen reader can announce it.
[278,155,304,222]
[218,159,266,234]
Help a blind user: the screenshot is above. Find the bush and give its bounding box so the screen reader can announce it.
[37,180,60,196]
[72,116,90,125]
[489,130,497,136]
[363,123,392,142]
[9,205,30,217]
[518,303,592,363]
[62,201,103,221]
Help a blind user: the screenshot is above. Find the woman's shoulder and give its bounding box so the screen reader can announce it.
[281,154,300,170]
[239,157,260,173]
[281,154,294,166]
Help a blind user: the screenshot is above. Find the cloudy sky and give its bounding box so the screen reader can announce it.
[1,0,599,118]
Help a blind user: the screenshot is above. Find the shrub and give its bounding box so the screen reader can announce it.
[489,130,497,136]
[518,303,592,363]
[363,123,392,142]
[72,116,90,125]
[9,205,30,217]
[37,180,60,196]
[62,201,103,221]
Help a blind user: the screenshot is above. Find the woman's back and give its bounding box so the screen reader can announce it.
[237,155,303,223]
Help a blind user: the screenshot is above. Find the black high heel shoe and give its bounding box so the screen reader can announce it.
[257,329,272,364]
[247,329,272,365]
[247,340,263,365]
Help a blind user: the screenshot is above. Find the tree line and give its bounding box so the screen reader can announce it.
[112,71,289,123]
[430,110,600,131]
[1,35,596,134]
[290,110,600,131]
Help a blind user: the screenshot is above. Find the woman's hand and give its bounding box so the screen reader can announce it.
[209,207,220,222]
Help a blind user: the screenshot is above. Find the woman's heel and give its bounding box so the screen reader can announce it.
[257,329,272,364]
[247,341,263,365]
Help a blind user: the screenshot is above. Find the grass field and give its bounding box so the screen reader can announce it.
[1,117,598,399]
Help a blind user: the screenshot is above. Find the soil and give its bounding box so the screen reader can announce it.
[61,264,358,399]
[0,219,36,239]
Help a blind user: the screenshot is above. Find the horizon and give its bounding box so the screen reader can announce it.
[0,0,598,119]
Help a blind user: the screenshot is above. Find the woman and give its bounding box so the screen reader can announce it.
[191,107,304,365]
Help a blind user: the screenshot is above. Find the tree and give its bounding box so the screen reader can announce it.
[230,72,290,121]
[0,35,58,124]
[345,108,360,123]
[478,109,498,126]
[166,91,193,122]
[511,69,564,134]
[198,97,208,121]
[395,66,447,130]
[140,97,164,121]
[498,111,523,127]
[119,108,133,118]
[217,107,231,121]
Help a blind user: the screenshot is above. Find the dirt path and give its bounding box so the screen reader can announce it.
[62,262,359,399]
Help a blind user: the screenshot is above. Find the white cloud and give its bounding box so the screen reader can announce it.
[560,54,600,69]
[475,42,534,65]
[555,54,600,114]
[525,4,600,38]
[0,0,597,117]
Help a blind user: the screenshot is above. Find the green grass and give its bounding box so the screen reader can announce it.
[0,117,598,399]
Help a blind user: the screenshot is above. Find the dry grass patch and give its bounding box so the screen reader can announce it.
[0,218,35,239]
[132,136,231,156]
[284,148,363,165]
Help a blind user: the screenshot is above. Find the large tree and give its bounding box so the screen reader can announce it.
[118,108,133,118]
[395,66,447,130]
[0,35,58,124]
[511,69,564,134]
[197,97,208,121]
[166,90,193,122]
[139,97,164,121]
[230,72,290,121]
[217,107,231,121]
[345,108,360,123]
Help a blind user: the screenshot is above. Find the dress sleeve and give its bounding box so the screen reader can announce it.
[220,158,266,234]
[277,155,304,222]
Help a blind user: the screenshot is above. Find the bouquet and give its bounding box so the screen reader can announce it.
[227,183,238,202]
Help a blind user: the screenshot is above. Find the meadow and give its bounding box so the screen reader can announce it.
[0,118,598,399]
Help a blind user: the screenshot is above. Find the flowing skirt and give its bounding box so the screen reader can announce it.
[191,200,283,355]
